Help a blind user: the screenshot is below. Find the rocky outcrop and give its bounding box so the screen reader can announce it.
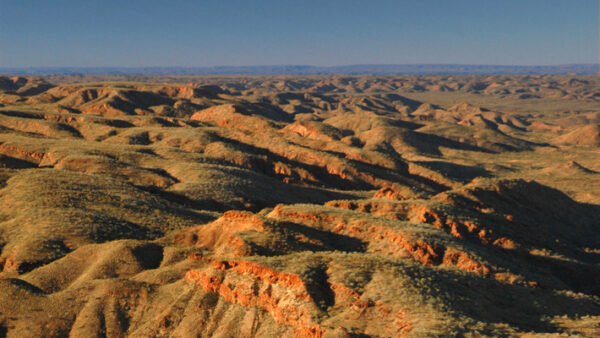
[185,260,327,336]
[268,205,491,274]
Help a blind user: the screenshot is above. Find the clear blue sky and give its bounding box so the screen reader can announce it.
[0,0,597,67]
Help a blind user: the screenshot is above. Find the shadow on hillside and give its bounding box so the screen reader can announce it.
[415,161,491,182]
[406,265,600,334]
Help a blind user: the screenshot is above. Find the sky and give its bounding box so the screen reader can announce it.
[0,0,597,67]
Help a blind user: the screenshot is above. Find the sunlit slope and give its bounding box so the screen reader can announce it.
[0,75,598,337]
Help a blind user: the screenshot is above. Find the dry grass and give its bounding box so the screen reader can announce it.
[0,75,598,337]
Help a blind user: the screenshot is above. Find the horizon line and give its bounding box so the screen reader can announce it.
[1,63,598,69]
[1,63,597,76]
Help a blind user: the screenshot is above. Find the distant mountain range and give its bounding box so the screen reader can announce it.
[1,64,598,75]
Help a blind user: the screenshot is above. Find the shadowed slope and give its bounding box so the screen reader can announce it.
[0,75,598,337]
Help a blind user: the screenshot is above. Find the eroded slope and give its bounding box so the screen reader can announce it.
[0,75,598,337]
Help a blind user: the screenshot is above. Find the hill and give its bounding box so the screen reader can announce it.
[0,75,598,337]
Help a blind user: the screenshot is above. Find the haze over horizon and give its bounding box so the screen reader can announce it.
[0,0,597,68]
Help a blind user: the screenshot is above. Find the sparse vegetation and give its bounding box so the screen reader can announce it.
[0,75,598,337]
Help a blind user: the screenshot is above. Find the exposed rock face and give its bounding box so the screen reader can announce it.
[282,120,345,142]
[186,260,326,336]
[0,75,599,337]
[191,104,276,130]
[268,204,491,274]
[175,211,269,255]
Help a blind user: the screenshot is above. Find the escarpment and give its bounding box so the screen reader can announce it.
[0,75,599,337]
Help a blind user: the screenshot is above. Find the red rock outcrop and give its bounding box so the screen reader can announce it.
[191,104,276,130]
[175,211,268,256]
[81,103,130,117]
[327,198,517,252]
[185,260,327,337]
[268,205,490,274]
[373,184,418,200]
[0,143,45,164]
[281,120,343,142]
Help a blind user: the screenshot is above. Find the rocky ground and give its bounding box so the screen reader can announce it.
[0,74,599,337]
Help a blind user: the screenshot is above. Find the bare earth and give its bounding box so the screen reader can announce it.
[0,74,599,337]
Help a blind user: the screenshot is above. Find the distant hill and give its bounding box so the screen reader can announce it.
[1,64,598,75]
